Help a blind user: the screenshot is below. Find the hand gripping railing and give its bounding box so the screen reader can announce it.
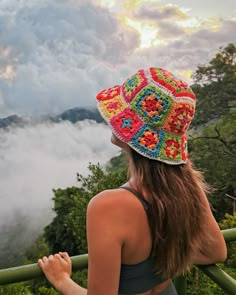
[0,229,236,294]
[0,254,88,286]
[174,228,236,295]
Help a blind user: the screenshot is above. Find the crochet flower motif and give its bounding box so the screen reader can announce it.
[96,86,120,101]
[141,93,163,118]
[122,70,148,103]
[150,68,196,99]
[139,130,159,150]
[132,85,172,127]
[111,108,143,141]
[100,96,125,118]
[164,138,181,159]
[163,103,194,134]
[161,69,188,89]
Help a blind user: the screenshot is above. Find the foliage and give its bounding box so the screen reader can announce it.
[192,43,236,126]
[219,214,236,267]
[219,213,236,229]
[0,282,32,295]
[188,112,236,220]
[186,266,227,295]
[37,286,60,295]
[44,163,127,256]
[187,43,236,220]
[24,236,50,263]
[0,213,38,269]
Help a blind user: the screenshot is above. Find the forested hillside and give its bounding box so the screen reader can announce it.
[0,107,103,129]
[0,43,235,295]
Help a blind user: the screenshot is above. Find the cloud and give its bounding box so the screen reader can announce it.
[0,0,235,117]
[134,3,189,21]
[0,120,118,260]
[121,18,236,82]
[157,21,185,39]
[0,0,139,116]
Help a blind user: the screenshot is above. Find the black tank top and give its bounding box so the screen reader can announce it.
[118,186,166,294]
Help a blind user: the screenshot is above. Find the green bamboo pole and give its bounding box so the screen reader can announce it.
[222,228,236,242]
[0,228,236,288]
[198,264,236,295]
[0,254,88,286]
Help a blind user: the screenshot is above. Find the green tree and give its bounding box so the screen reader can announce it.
[192,43,236,126]
[44,163,127,256]
[219,214,236,267]
[188,112,236,220]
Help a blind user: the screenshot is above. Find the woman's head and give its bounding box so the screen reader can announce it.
[96,67,196,165]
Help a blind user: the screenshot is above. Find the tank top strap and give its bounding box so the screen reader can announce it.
[120,186,150,214]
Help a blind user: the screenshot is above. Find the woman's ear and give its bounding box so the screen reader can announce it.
[111,133,129,152]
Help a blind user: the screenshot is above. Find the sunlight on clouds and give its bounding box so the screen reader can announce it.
[164,3,189,19]
[124,0,143,10]
[92,1,233,49]
[98,0,117,9]
[0,46,18,81]
[176,69,193,83]
[177,17,201,29]
[97,0,166,48]
[0,65,16,80]
[0,47,11,59]
[121,16,165,48]
[178,16,222,33]
[202,18,222,31]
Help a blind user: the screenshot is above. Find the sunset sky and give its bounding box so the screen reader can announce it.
[0,0,235,116]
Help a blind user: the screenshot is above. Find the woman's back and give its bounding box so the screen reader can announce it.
[87,185,175,295]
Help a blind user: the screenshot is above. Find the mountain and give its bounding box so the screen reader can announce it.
[0,114,27,128]
[52,107,104,124]
[0,107,104,129]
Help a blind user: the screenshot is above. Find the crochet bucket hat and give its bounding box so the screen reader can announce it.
[96,67,196,165]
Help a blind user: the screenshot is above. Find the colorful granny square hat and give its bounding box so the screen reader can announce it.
[96,67,196,165]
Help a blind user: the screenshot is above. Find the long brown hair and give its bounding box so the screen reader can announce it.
[128,148,213,278]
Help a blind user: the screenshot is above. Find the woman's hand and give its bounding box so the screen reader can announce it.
[38,252,72,291]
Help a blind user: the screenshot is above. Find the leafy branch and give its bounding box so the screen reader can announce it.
[189,126,235,156]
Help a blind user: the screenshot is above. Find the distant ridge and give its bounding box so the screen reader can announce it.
[0,114,26,128]
[0,107,104,129]
[53,107,104,124]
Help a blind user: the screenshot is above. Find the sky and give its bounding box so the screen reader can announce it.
[0,0,235,117]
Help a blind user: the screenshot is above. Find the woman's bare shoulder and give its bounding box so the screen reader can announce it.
[87,187,142,216]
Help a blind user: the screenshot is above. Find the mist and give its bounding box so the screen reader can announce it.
[0,120,118,266]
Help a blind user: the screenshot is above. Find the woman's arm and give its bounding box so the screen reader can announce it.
[191,193,227,265]
[38,252,87,295]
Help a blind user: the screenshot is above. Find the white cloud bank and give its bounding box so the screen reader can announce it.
[0,120,118,258]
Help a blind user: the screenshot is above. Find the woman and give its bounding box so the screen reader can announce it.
[38,67,227,295]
